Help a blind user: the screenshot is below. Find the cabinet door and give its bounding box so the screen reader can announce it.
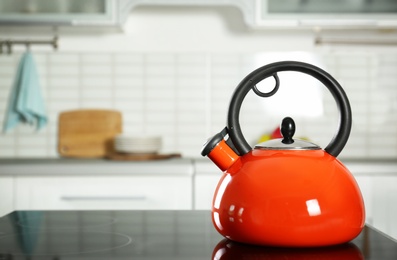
[354,176,373,224]
[15,176,192,210]
[0,0,118,26]
[371,176,397,239]
[0,177,13,216]
[345,175,397,240]
[194,174,220,210]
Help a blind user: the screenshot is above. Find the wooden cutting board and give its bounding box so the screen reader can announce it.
[58,109,122,158]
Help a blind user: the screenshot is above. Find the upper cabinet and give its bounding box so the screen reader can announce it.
[1,0,397,29]
[0,0,252,27]
[254,0,397,28]
[0,0,123,26]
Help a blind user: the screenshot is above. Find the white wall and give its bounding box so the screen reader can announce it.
[0,6,397,159]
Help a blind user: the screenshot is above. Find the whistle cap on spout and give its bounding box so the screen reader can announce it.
[201,128,239,171]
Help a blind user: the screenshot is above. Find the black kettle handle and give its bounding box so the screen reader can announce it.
[227,61,352,158]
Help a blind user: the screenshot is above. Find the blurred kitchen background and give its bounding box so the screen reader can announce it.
[0,0,397,159]
[1,0,397,239]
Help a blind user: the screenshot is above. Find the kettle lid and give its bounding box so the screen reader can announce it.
[255,117,320,151]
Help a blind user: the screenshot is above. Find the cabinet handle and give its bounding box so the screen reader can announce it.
[60,195,147,201]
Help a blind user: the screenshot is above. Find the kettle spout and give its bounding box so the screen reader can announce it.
[201,127,239,171]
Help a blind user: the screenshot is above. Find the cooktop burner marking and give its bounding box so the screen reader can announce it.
[15,213,117,230]
[0,230,133,256]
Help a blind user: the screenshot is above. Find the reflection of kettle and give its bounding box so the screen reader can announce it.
[201,61,365,247]
[212,239,364,259]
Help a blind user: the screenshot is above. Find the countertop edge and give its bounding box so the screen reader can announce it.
[0,157,397,176]
[0,158,194,176]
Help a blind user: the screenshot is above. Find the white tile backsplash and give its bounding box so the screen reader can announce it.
[50,88,80,99]
[81,64,112,75]
[50,65,80,76]
[0,51,397,159]
[80,99,114,109]
[114,66,144,76]
[113,54,144,64]
[81,76,113,88]
[0,66,16,76]
[49,53,79,63]
[81,54,112,63]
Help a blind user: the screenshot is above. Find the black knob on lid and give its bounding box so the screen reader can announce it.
[281,117,295,144]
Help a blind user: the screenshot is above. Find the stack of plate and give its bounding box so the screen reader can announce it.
[114,135,162,154]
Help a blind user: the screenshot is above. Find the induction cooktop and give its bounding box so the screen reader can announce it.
[0,210,396,259]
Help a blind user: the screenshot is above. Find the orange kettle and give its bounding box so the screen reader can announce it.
[201,61,365,247]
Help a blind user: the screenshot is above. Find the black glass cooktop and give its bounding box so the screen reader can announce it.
[0,210,396,259]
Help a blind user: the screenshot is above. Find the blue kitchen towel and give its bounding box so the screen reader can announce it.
[3,51,47,132]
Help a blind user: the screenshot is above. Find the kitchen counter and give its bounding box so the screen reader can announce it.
[0,210,396,259]
[0,158,194,176]
[0,158,195,214]
[1,157,397,176]
[1,157,397,239]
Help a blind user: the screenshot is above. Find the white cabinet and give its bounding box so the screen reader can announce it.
[0,177,13,217]
[15,175,192,210]
[354,176,373,224]
[0,0,121,26]
[255,0,397,28]
[366,176,397,239]
[194,160,221,210]
[0,0,254,27]
[1,158,194,211]
[195,174,220,210]
[348,162,397,239]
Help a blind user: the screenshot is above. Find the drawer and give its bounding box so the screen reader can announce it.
[15,176,192,210]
